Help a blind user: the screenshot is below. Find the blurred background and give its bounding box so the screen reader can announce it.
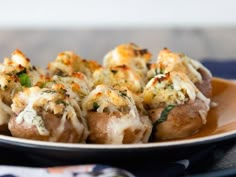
[0,0,235,67]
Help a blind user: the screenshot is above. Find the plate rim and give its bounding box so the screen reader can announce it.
[1,128,236,150]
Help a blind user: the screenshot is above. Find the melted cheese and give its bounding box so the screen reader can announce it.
[82,85,128,113]
[12,86,88,140]
[144,72,199,105]
[15,88,49,136]
[16,106,49,136]
[0,75,9,90]
[48,101,88,142]
[156,48,212,83]
[52,73,91,100]
[106,95,151,144]
[190,59,212,78]
[47,51,101,79]
[0,47,213,143]
[0,74,22,107]
[50,107,67,141]
[172,73,196,101]
[143,71,210,123]
[144,72,191,106]
[66,104,88,142]
[0,99,13,125]
[106,113,147,144]
[83,85,151,144]
[196,91,210,124]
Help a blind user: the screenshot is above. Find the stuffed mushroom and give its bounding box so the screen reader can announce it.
[103,43,152,80]
[143,71,210,140]
[0,50,43,133]
[147,48,212,98]
[47,51,101,80]
[82,85,152,144]
[9,86,88,143]
[93,65,145,93]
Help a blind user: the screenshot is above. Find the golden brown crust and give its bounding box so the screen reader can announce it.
[148,98,206,140]
[0,47,212,144]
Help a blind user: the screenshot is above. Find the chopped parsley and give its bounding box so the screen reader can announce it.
[42,90,56,94]
[160,68,164,74]
[56,70,65,76]
[154,68,158,75]
[56,100,69,106]
[92,102,99,111]
[39,82,46,88]
[111,69,118,74]
[17,72,31,87]
[119,90,127,97]
[167,83,174,89]
[154,68,164,75]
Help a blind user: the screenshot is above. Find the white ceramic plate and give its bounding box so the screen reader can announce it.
[0,77,236,163]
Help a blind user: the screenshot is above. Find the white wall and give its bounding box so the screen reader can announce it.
[0,0,235,28]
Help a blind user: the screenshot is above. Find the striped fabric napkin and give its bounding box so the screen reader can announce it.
[0,164,135,177]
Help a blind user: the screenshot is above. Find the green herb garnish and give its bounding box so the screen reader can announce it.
[167,83,174,89]
[17,72,31,87]
[154,68,158,75]
[39,82,46,88]
[119,90,127,97]
[42,90,56,94]
[150,104,175,141]
[155,105,175,125]
[154,68,164,75]
[111,69,118,74]
[93,102,99,111]
[160,68,164,74]
[56,100,69,106]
